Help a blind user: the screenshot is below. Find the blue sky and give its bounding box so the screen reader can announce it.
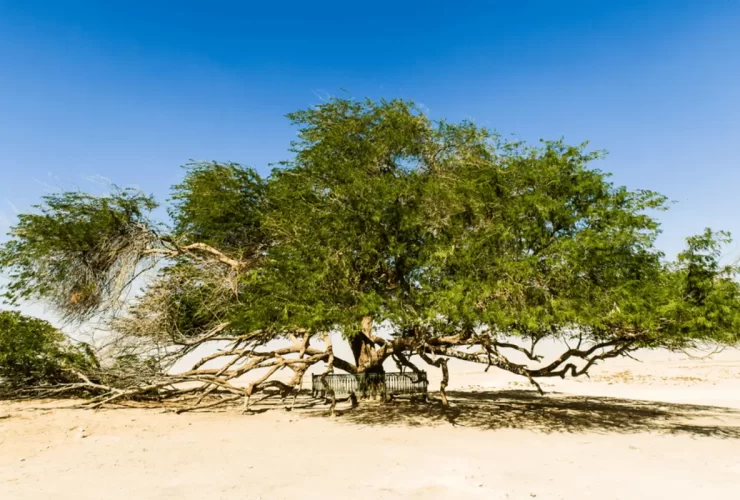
[1,0,739,263]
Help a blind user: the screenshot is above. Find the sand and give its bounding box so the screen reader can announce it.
[2,348,740,500]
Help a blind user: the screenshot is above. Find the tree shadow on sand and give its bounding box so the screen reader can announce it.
[325,390,740,439]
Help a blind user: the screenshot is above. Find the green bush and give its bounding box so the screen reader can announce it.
[0,310,95,387]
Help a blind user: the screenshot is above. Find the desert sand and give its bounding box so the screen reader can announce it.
[2,348,740,500]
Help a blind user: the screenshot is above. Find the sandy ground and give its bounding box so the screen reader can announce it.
[2,348,740,500]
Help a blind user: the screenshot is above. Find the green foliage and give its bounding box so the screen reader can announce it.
[254,98,739,348]
[170,162,267,253]
[0,310,96,387]
[0,188,158,321]
[657,229,740,346]
[1,97,738,356]
[257,98,433,333]
[418,139,671,338]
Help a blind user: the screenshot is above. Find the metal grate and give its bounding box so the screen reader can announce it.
[311,371,428,398]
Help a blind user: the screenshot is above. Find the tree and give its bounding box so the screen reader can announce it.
[1,97,739,411]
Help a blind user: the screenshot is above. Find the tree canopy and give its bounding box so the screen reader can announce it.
[1,97,739,410]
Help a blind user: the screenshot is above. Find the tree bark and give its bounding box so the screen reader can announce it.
[351,316,385,374]
[350,316,386,399]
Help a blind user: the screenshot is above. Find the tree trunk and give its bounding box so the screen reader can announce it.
[351,334,384,374]
[350,316,386,399]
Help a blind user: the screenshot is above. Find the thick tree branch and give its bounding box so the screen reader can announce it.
[143,242,246,270]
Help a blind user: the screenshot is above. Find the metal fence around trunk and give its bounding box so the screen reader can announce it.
[311,371,428,398]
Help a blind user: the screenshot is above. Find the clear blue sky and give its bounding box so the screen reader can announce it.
[1,0,739,261]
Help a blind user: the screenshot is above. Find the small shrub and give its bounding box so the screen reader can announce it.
[0,310,95,388]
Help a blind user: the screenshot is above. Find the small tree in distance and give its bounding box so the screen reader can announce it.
[1,97,739,412]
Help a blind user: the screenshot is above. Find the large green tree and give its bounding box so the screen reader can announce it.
[1,97,739,409]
